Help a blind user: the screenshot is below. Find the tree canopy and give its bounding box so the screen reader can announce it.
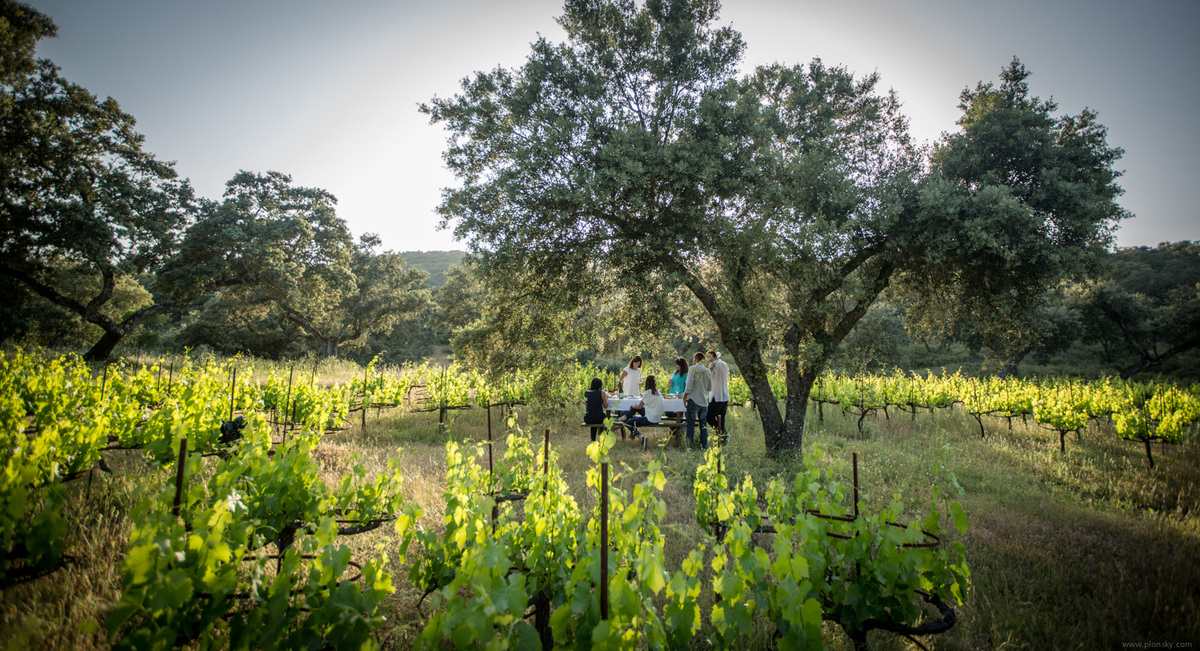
[0,0,197,360]
[425,0,1128,452]
[1068,241,1199,378]
[165,171,431,359]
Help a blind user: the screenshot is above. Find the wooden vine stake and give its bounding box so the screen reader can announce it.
[600,459,609,621]
[360,368,368,430]
[853,451,859,517]
[437,365,448,431]
[542,428,550,495]
[172,438,188,517]
[228,368,237,422]
[487,404,494,478]
[283,364,294,431]
[489,404,497,535]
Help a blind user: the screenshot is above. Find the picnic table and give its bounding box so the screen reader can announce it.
[585,394,690,448]
[605,396,686,414]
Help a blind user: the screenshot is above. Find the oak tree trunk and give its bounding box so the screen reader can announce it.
[782,368,817,452]
[725,336,787,451]
[83,329,125,362]
[321,338,339,358]
[780,327,820,452]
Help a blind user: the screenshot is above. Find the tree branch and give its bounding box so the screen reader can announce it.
[84,265,116,318]
[1102,305,1151,360]
[113,301,187,334]
[0,263,89,318]
[807,240,886,307]
[1120,335,1199,380]
[275,303,328,341]
[821,256,897,348]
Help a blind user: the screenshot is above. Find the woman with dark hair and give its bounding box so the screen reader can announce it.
[618,355,643,397]
[668,357,688,396]
[623,375,663,450]
[583,377,608,442]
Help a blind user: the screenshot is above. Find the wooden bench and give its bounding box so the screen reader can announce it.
[582,414,689,449]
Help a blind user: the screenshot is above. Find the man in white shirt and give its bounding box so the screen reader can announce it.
[706,350,730,444]
[682,351,712,449]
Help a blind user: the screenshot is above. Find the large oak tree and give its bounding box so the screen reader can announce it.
[1067,242,1199,378]
[164,172,430,358]
[1,0,198,360]
[426,0,1127,452]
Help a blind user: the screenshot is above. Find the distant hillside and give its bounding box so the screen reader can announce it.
[397,250,466,289]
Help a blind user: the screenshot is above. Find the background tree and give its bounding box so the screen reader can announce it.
[898,58,1128,360]
[443,262,607,391]
[432,257,715,375]
[1067,241,1199,378]
[952,291,1081,377]
[429,261,487,342]
[352,314,435,366]
[164,172,430,358]
[0,262,152,348]
[161,171,348,356]
[425,0,1126,452]
[282,234,430,358]
[0,0,198,360]
[829,301,909,375]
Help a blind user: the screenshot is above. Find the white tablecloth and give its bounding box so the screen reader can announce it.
[608,397,686,414]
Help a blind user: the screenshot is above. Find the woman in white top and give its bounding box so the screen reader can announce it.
[618,355,643,397]
[624,375,663,447]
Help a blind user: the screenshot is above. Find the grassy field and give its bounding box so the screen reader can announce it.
[2,396,1198,649]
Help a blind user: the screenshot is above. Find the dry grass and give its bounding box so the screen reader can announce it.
[791,405,1200,650]
[2,400,1197,650]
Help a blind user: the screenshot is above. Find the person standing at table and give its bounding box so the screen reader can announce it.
[668,357,688,396]
[615,355,645,419]
[623,375,663,449]
[706,350,730,443]
[682,352,712,449]
[583,377,609,442]
[666,357,688,420]
[619,355,643,397]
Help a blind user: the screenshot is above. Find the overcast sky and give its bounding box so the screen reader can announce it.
[25,0,1200,251]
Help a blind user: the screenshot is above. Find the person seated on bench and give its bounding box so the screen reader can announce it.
[623,375,663,442]
[583,377,609,442]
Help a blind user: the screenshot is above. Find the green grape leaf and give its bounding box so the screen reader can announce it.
[550,604,573,643]
[950,502,968,534]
